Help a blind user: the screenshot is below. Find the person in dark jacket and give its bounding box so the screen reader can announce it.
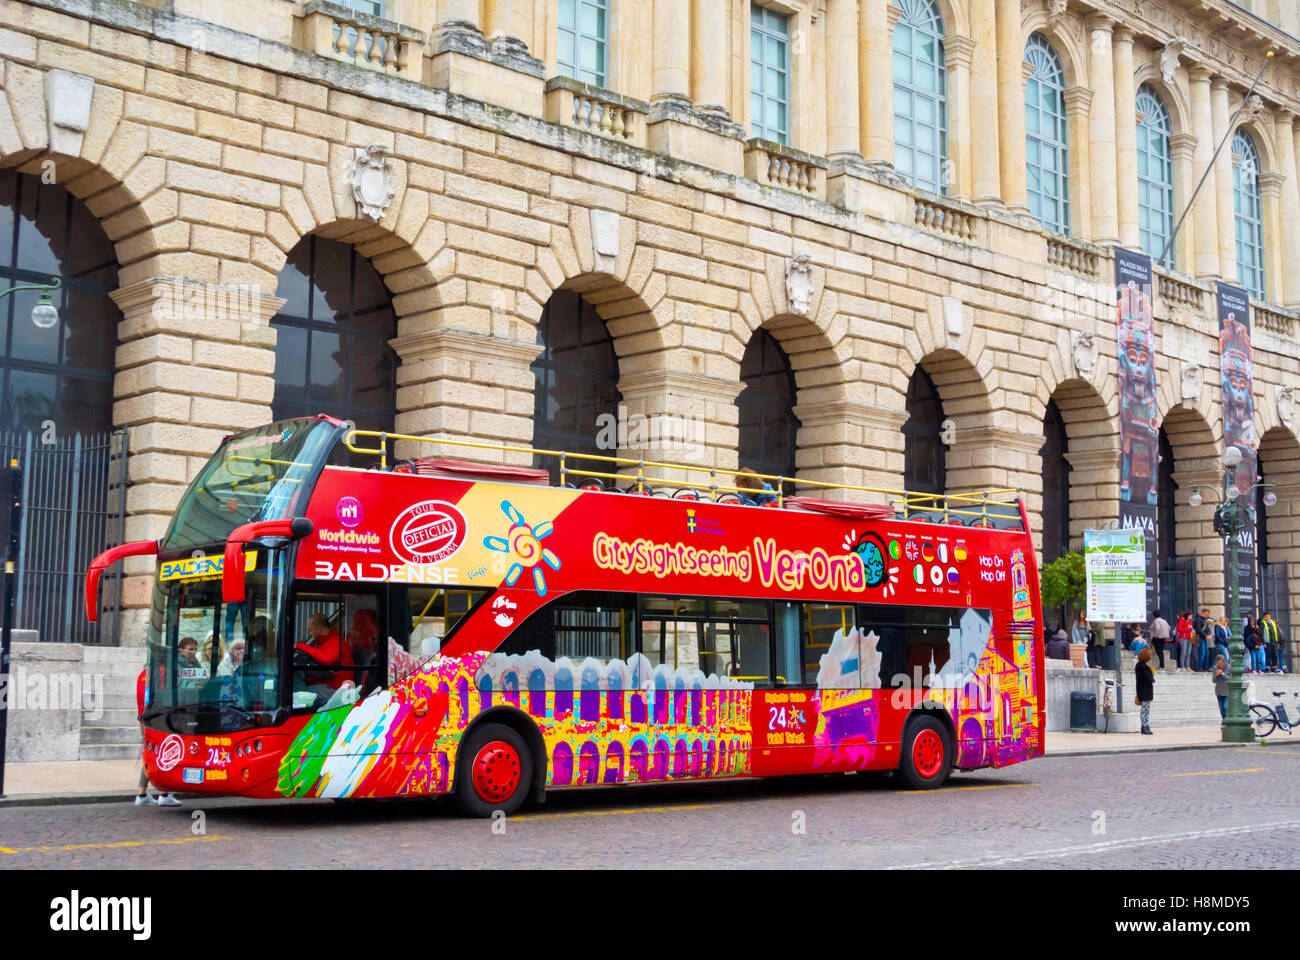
[1046,629,1071,660]
[1135,646,1155,735]
[1243,617,1262,673]
[1193,609,1212,670]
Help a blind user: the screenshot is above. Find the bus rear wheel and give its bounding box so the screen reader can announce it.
[455,723,533,818]
[898,716,953,790]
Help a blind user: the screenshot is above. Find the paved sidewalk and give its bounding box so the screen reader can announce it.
[4,725,1295,806]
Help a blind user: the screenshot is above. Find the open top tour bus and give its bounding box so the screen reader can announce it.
[87,414,1044,816]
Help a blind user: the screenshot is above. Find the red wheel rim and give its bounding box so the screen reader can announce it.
[912,729,944,779]
[471,740,521,803]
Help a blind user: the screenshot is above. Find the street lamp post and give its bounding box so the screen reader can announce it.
[1189,446,1276,743]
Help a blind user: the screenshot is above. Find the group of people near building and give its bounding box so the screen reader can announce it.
[1134,610,1288,674]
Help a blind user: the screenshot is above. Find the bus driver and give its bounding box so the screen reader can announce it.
[295,613,354,698]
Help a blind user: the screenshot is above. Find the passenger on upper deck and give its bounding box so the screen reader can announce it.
[735,467,778,506]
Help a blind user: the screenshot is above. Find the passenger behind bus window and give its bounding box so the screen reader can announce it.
[295,613,353,692]
[346,609,379,690]
[216,639,246,700]
[178,636,203,703]
[734,467,778,506]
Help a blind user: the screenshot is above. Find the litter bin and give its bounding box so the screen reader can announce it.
[1070,691,1096,730]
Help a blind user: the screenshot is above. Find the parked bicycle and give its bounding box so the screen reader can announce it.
[1249,689,1300,738]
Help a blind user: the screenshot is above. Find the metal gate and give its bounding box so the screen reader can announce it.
[1157,552,1198,619]
[1259,562,1293,671]
[0,429,128,645]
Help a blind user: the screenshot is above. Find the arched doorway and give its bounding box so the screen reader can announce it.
[271,235,398,439]
[902,367,945,497]
[530,288,620,478]
[0,170,123,644]
[1039,398,1070,565]
[737,329,798,481]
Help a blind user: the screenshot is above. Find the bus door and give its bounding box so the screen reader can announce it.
[288,584,384,711]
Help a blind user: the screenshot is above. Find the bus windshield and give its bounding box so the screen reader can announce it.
[162,418,340,552]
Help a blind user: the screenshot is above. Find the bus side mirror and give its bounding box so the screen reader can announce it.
[85,539,160,622]
[223,518,315,604]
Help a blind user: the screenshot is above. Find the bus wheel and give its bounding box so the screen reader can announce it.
[455,723,533,818]
[898,716,952,790]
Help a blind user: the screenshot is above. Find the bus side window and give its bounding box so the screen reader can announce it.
[798,603,858,688]
[392,587,487,684]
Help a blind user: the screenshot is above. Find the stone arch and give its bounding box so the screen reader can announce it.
[1020,12,1088,91]
[1234,117,1277,177]
[1157,402,1225,612]
[915,0,969,40]
[1132,67,1193,140]
[1256,424,1300,663]
[1040,377,1118,560]
[903,344,998,497]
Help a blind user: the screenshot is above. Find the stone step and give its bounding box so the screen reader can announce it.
[80,725,142,746]
[86,708,139,726]
[80,743,140,762]
[81,645,147,664]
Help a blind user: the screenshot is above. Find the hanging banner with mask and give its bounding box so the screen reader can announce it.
[1115,248,1158,618]
[1217,282,1257,621]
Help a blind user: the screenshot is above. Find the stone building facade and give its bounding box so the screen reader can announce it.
[0,0,1298,660]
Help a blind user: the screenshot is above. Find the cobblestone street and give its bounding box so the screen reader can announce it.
[3,743,1297,870]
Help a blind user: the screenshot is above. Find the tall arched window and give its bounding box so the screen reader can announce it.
[892,0,948,195]
[0,171,117,435]
[902,367,945,495]
[1025,34,1069,235]
[271,235,398,433]
[1040,399,1070,563]
[737,329,798,480]
[1136,85,1175,267]
[531,288,619,456]
[1233,129,1266,300]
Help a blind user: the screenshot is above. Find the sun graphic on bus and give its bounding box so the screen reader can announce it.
[483,500,561,597]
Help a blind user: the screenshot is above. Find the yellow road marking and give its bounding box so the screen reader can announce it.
[899,782,1037,795]
[1164,768,1263,777]
[0,835,228,855]
[512,803,720,822]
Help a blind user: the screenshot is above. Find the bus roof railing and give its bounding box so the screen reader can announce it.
[342,429,1024,527]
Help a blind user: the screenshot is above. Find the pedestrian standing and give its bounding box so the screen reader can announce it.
[1071,611,1094,667]
[1243,617,1263,673]
[1175,611,1194,671]
[1214,616,1230,667]
[134,667,181,808]
[1135,646,1155,735]
[1148,611,1171,669]
[1193,608,1212,671]
[1260,612,1282,673]
[1211,655,1229,723]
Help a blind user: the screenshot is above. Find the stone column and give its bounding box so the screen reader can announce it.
[1259,171,1285,304]
[393,329,542,466]
[437,0,481,32]
[691,0,729,117]
[1189,68,1219,277]
[1170,133,1198,272]
[996,0,1027,212]
[825,0,861,159]
[1273,112,1300,306]
[859,0,899,166]
[653,0,691,102]
[1064,86,1093,239]
[1113,27,1140,249]
[110,278,284,632]
[944,36,976,200]
[617,369,746,479]
[793,401,908,495]
[1086,14,1118,243]
[484,0,531,47]
[1211,78,1237,282]
[970,0,1001,203]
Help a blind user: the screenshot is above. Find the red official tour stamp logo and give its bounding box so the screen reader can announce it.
[156,734,185,772]
[389,500,467,565]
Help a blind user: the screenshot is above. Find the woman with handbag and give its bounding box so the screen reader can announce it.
[1135,646,1155,735]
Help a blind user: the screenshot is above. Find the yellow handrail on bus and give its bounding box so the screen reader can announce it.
[342,429,1023,523]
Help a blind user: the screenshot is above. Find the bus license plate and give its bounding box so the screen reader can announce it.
[182,768,204,784]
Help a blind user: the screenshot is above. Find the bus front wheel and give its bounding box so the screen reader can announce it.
[455,722,534,818]
[898,716,953,790]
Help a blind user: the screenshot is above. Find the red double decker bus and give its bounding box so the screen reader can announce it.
[88,415,1044,816]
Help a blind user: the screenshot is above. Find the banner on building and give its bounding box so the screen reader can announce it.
[1217,282,1257,622]
[1085,529,1148,623]
[1115,248,1158,618]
